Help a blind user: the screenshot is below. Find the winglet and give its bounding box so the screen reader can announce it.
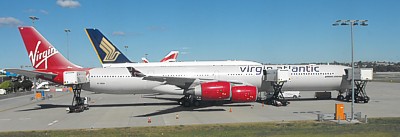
[85,28,131,64]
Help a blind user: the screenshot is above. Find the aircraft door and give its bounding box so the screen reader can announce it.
[262,69,267,81]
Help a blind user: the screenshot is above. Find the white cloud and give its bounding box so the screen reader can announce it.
[112,31,144,37]
[25,9,49,14]
[40,10,49,14]
[181,47,190,50]
[56,0,81,8]
[181,52,190,55]
[131,32,144,37]
[112,31,126,36]
[0,17,22,27]
[25,9,36,13]
[147,26,167,32]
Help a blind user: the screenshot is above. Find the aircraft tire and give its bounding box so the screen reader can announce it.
[337,95,344,101]
[364,96,370,103]
[183,101,191,107]
[193,100,200,107]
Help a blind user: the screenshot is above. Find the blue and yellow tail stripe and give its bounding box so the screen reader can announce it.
[85,28,131,64]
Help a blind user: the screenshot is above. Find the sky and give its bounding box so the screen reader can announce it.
[0,0,399,68]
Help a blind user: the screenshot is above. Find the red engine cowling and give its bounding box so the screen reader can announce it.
[231,86,257,102]
[197,81,231,101]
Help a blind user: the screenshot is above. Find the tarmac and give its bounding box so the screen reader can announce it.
[0,82,399,132]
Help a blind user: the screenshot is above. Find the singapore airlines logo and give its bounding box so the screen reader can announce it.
[28,41,59,69]
[100,37,120,62]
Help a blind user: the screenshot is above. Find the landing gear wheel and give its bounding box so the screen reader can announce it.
[68,106,73,113]
[355,96,361,103]
[193,100,200,107]
[337,95,344,101]
[180,94,200,107]
[72,84,77,90]
[364,96,370,103]
[345,95,351,102]
[282,100,289,106]
[183,101,191,107]
[78,105,84,112]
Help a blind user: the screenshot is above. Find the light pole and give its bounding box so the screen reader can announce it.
[64,29,71,60]
[333,20,368,121]
[29,16,39,27]
[124,46,128,52]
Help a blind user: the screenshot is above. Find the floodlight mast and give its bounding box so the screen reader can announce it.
[65,29,71,60]
[332,19,368,121]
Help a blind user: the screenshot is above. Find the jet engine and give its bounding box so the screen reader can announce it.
[194,81,231,100]
[231,85,257,102]
[194,82,257,102]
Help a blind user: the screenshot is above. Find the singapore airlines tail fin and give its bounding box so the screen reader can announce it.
[18,26,81,70]
[85,28,131,64]
[160,51,179,62]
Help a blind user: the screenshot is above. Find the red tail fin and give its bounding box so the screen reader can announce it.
[141,57,149,63]
[18,26,81,70]
[160,51,179,62]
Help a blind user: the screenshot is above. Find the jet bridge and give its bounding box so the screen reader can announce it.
[264,69,291,106]
[339,68,373,103]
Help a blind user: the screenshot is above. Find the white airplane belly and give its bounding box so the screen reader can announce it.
[87,77,161,94]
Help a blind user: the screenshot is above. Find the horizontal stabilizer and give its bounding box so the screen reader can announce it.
[5,69,57,79]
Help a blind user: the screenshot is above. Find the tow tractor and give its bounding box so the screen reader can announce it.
[63,71,90,113]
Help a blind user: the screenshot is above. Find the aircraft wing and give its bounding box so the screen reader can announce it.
[142,76,197,89]
[4,69,57,79]
[142,76,245,90]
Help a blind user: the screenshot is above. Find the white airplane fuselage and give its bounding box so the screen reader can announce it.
[82,61,349,95]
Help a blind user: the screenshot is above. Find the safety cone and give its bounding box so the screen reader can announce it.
[148,117,151,123]
[176,114,179,119]
[262,103,264,107]
[229,108,232,112]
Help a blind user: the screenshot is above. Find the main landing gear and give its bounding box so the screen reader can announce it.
[67,84,90,113]
[337,81,370,103]
[178,94,201,107]
[267,82,289,106]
